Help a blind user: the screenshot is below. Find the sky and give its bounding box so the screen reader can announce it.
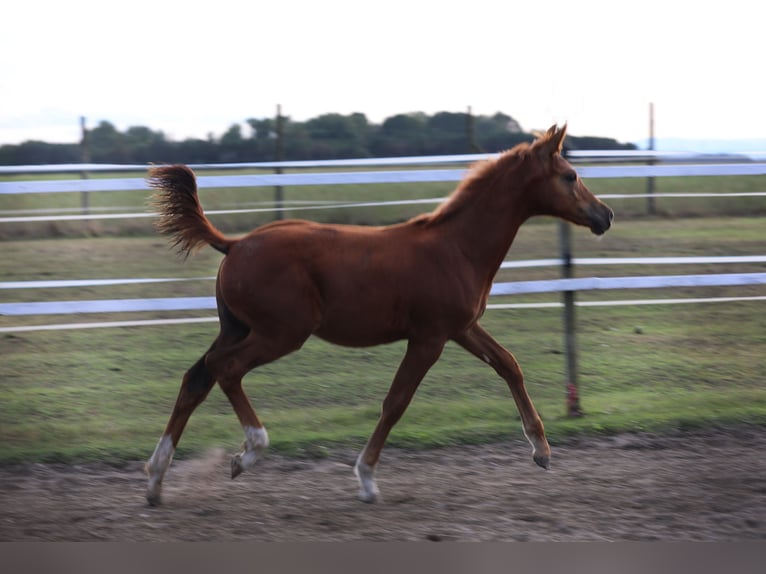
[2,0,764,150]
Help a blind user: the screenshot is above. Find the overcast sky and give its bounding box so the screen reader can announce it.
[2,0,763,147]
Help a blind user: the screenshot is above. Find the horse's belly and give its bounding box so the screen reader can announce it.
[313,301,408,347]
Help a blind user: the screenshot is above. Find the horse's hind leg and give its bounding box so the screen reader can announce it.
[206,326,312,479]
[145,350,216,506]
[217,375,269,479]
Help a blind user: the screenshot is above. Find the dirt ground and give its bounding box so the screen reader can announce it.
[1,426,764,541]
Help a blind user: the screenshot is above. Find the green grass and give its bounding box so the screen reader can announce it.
[1,197,765,462]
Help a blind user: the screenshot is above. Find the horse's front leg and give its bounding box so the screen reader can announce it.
[354,337,446,503]
[454,323,551,469]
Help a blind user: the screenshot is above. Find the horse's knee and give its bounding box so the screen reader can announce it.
[495,355,523,385]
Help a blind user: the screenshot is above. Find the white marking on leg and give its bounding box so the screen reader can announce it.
[353,453,380,503]
[145,434,174,505]
[521,422,550,469]
[231,425,269,478]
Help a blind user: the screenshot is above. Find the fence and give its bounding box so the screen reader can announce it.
[2,151,765,316]
[2,153,765,413]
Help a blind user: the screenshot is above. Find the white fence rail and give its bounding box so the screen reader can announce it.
[3,148,766,174]
[3,163,766,195]
[2,273,766,318]
[3,255,765,292]
[2,154,766,226]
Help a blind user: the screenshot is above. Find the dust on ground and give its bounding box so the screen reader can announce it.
[1,426,764,541]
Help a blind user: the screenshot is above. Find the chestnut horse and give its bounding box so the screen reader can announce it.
[145,125,613,505]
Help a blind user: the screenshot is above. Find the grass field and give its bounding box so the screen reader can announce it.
[1,171,765,464]
[2,220,765,463]
[2,299,765,463]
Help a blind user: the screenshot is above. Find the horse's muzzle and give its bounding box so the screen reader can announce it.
[588,204,614,235]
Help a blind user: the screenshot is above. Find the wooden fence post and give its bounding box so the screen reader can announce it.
[79,116,90,215]
[558,199,582,415]
[647,102,656,215]
[466,105,482,153]
[274,104,285,221]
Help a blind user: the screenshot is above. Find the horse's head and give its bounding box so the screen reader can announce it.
[526,125,613,235]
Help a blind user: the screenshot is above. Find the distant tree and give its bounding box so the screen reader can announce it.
[245,118,278,160]
[306,114,351,140]
[220,123,245,161]
[0,141,79,164]
[246,118,276,141]
[348,112,373,145]
[282,117,312,160]
[88,121,127,162]
[0,110,636,165]
[476,112,531,151]
[176,138,218,164]
[221,124,243,144]
[566,135,636,151]
[372,113,428,156]
[382,113,427,135]
[124,126,171,163]
[426,112,472,154]
[304,113,371,158]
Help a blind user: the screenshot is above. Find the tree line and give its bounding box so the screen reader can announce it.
[0,110,636,165]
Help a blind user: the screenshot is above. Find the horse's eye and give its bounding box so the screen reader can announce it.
[563,172,577,183]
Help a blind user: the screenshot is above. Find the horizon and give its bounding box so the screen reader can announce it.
[4,111,766,155]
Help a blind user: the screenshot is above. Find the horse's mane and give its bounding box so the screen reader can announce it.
[422,140,533,225]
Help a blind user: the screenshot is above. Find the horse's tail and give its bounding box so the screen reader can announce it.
[148,165,234,258]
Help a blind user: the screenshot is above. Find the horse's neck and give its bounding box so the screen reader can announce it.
[435,180,529,279]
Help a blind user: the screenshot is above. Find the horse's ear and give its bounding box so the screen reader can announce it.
[546,124,558,139]
[535,124,567,158]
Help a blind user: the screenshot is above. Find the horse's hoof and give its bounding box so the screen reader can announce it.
[353,459,380,503]
[146,492,162,507]
[358,490,380,504]
[533,454,550,470]
[231,455,244,479]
